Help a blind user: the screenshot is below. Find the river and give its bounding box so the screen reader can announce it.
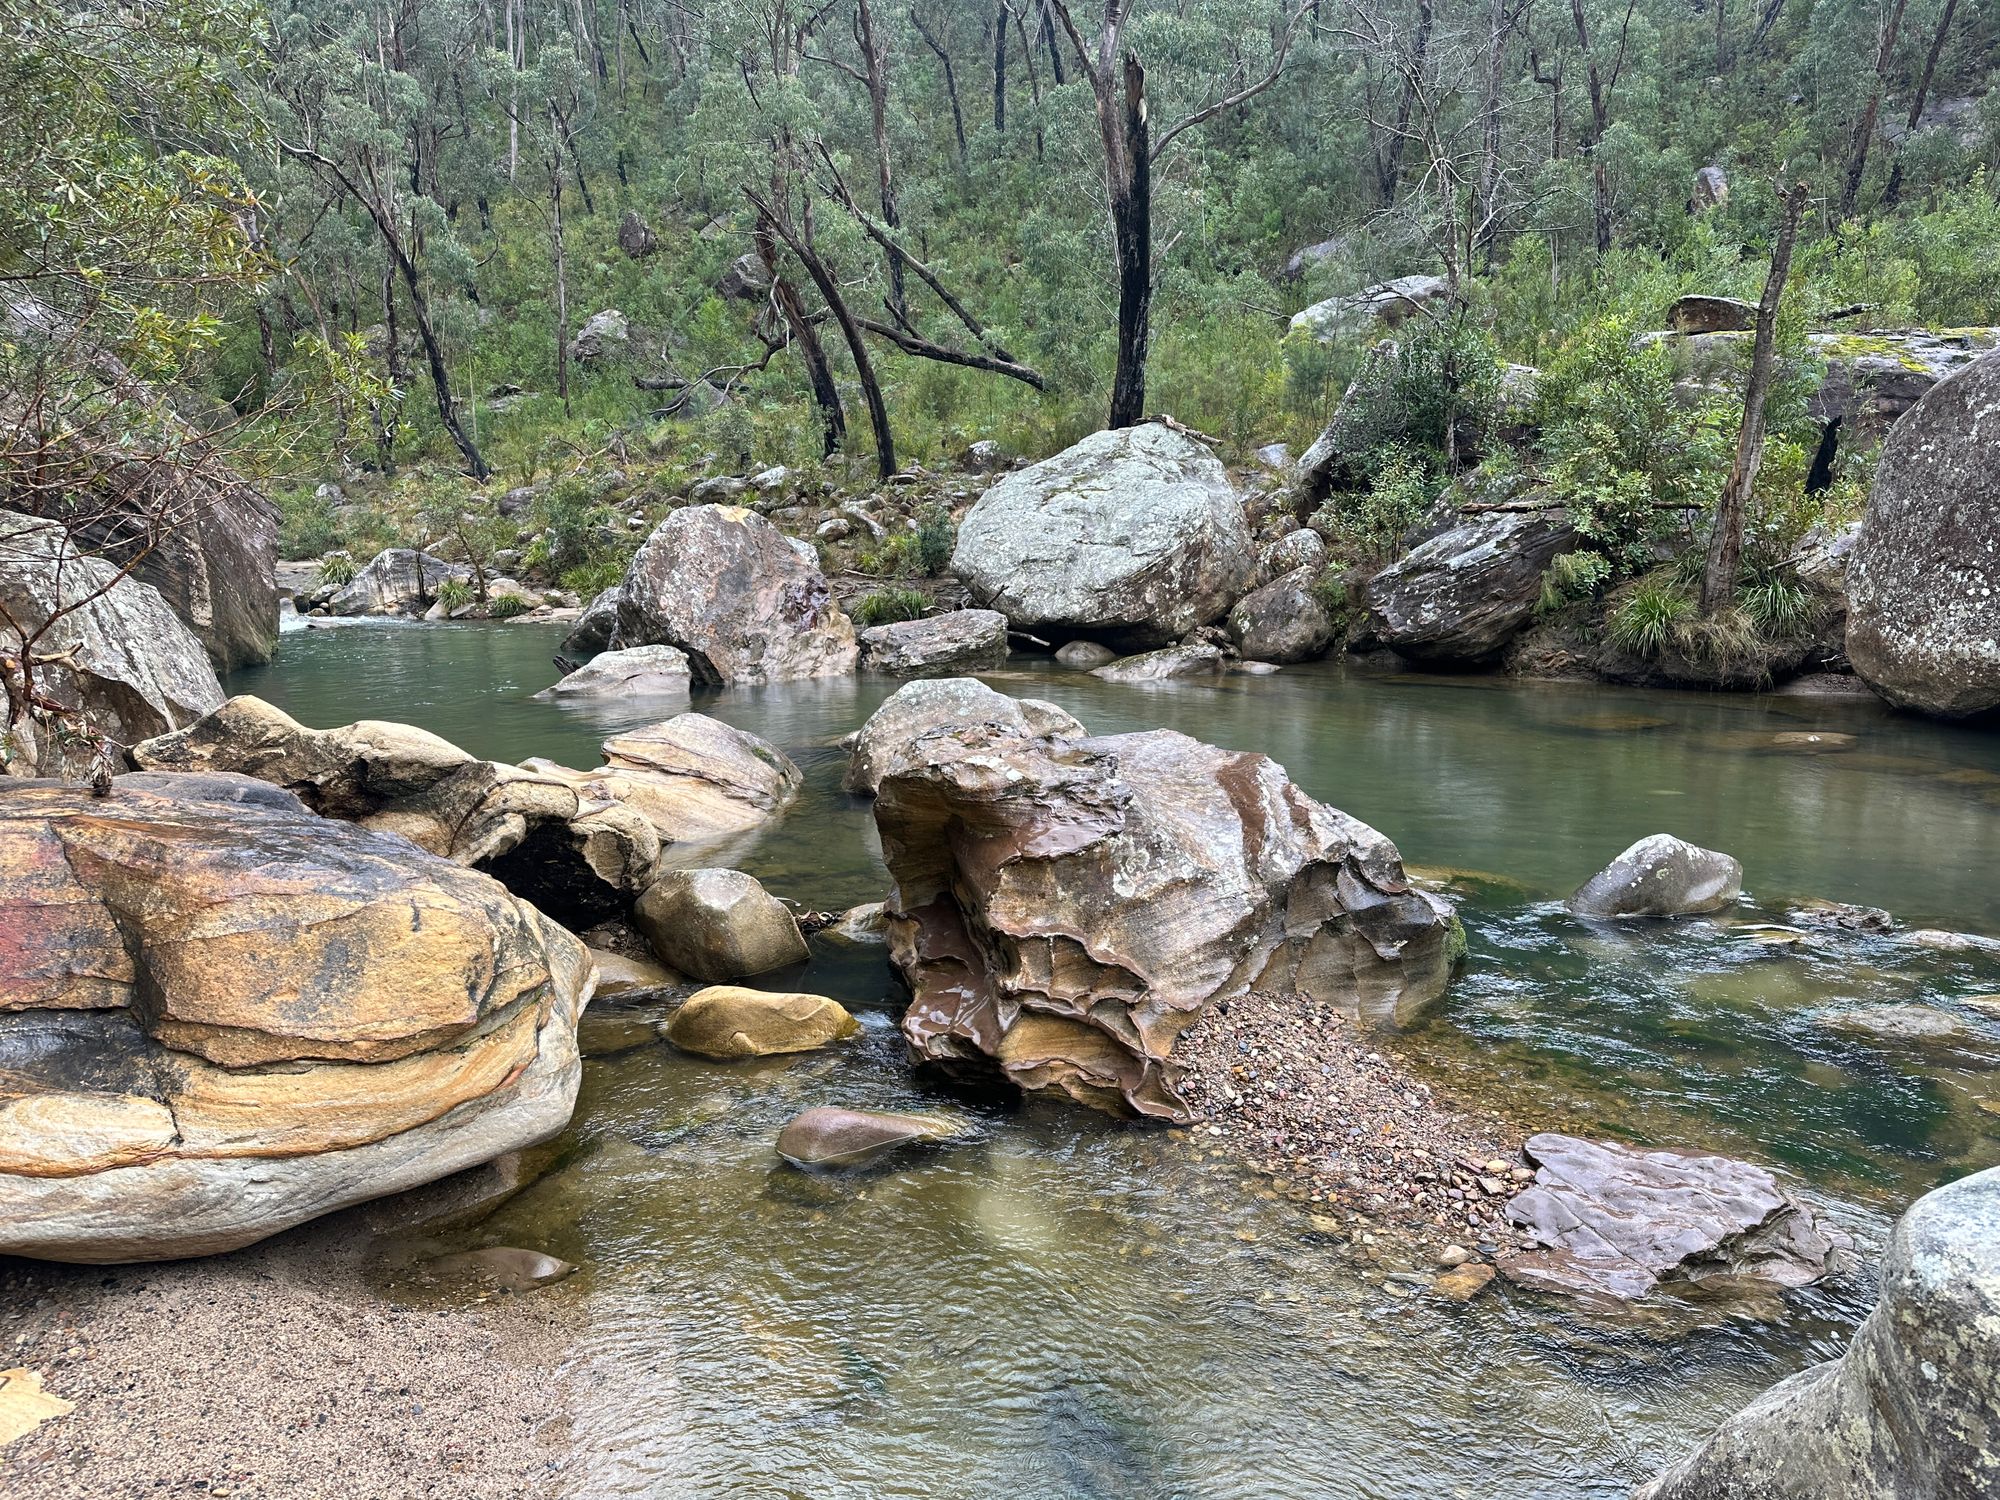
[229,619,2000,1499]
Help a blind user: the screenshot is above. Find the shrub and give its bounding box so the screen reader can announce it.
[1324,313,1503,473]
[851,587,927,627]
[315,550,357,588]
[1741,573,1823,638]
[278,488,340,560]
[434,577,473,613]
[1537,548,1613,614]
[1605,573,1695,658]
[914,507,955,575]
[1312,440,1437,560]
[485,592,532,619]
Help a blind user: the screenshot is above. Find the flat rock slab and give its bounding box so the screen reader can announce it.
[1499,1133,1844,1302]
[858,610,1010,676]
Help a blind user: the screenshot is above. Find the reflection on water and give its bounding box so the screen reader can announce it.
[231,624,2000,1499]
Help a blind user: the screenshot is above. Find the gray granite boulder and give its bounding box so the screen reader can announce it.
[1569,835,1742,918]
[1228,568,1338,663]
[1635,1166,1999,1499]
[844,676,1084,796]
[858,609,1010,677]
[327,548,468,616]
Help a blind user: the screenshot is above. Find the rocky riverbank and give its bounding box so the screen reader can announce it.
[0,1215,575,1500]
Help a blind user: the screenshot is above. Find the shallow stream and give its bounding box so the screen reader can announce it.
[232,621,2000,1499]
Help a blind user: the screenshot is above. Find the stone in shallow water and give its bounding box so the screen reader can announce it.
[1090,642,1227,682]
[858,609,1010,677]
[1054,640,1118,671]
[586,947,681,997]
[1498,1133,1844,1302]
[1635,1165,2000,1500]
[843,677,1083,796]
[534,644,692,699]
[1429,1263,1495,1302]
[661,987,859,1060]
[427,1246,576,1292]
[1816,1003,2000,1065]
[633,868,808,981]
[774,1107,973,1170]
[1567,834,1742,918]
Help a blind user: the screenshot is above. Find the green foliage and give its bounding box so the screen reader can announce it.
[434,577,473,613]
[485,592,532,619]
[1605,573,1697,660]
[913,508,956,576]
[526,477,616,578]
[315,550,357,588]
[1740,572,1822,639]
[1324,316,1503,473]
[1313,441,1438,561]
[279,488,341,560]
[1538,549,1614,614]
[851,587,928,627]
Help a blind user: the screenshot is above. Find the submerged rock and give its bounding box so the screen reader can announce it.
[1817,1003,2000,1065]
[616,504,858,683]
[633,868,808,981]
[951,424,1255,648]
[1090,642,1227,682]
[535,645,692,699]
[1568,835,1743,918]
[0,509,224,776]
[774,1106,972,1170]
[858,609,1010,677]
[1364,508,1579,664]
[1635,1166,2000,1500]
[1499,1134,1843,1302]
[872,700,1454,1120]
[662,986,859,1059]
[1054,640,1118,671]
[428,1246,576,1292]
[1846,349,2000,717]
[844,677,1084,796]
[0,772,592,1263]
[587,947,681,997]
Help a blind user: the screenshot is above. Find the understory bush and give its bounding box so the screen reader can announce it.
[851,587,928,627]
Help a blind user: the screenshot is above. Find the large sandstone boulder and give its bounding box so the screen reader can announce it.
[871,700,1455,1120]
[524,712,802,846]
[1499,1134,1844,1302]
[633,868,808,981]
[616,505,858,683]
[327,548,468,617]
[1569,835,1742,918]
[1228,568,1338,663]
[133,696,659,926]
[1846,349,2000,717]
[1289,274,1450,343]
[0,509,224,777]
[0,772,594,1263]
[858,609,1010,677]
[1365,507,1579,664]
[564,585,623,654]
[844,677,1084,796]
[1635,1166,1998,1500]
[535,645,692,699]
[950,425,1255,648]
[126,476,277,672]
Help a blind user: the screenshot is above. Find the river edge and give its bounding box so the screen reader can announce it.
[0,1220,576,1500]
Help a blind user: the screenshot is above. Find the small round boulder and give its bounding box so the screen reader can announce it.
[633,868,808,981]
[663,987,859,1060]
[1568,834,1742,918]
[774,1106,971,1170]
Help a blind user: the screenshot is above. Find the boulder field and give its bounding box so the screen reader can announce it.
[856,678,1456,1120]
[0,772,594,1263]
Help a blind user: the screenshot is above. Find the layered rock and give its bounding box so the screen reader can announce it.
[524,712,801,846]
[1499,1134,1843,1301]
[1569,835,1742,918]
[0,772,593,1262]
[326,548,469,617]
[633,868,808,981]
[1228,568,1338,663]
[858,609,1010,677]
[1635,1166,1998,1500]
[0,509,225,776]
[1846,349,2000,717]
[951,425,1255,648]
[1365,507,1579,664]
[844,677,1084,796]
[870,696,1455,1119]
[132,696,658,925]
[616,504,858,683]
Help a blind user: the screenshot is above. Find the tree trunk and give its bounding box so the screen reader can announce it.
[993,1,1008,132]
[376,260,403,473]
[779,202,898,478]
[754,216,846,458]
[1884,0,1959,209]
[1378,0,1435,205]
[1570,0,1616,252]
[910,8,969,161]
[1701,180,1808,615]
[550,124,571,417]
[856,0,905,318]
[1107,49,1151,429]
[1475,0,1508,258]
[1840,0,1911,217]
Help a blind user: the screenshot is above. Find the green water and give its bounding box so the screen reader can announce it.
[231,621,2000,1499]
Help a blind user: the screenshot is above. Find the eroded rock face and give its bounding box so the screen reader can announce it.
[133,696,659,925]
[844,677,1085,796]
[1498,1134,1843,1302]
[1846,350,2000,717]
[565,585,622,654]
[327,548,468,617]
[1365,508,1579,664]
[535,645,692,700]
[662,987,858,1059]
[1634,1166,1998,1500]
[871,701,1454,1120]
[1569,835,1742,918]
[1289,274,1450,343]
[1228,568,1338,664]
[0,772,593,1263]
[1666,295,1754,334]
[0,510,225,776]
[858,609,1010,677]
[951,425,1255,648]
[633,868,807,981]
[616,505,858,683]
